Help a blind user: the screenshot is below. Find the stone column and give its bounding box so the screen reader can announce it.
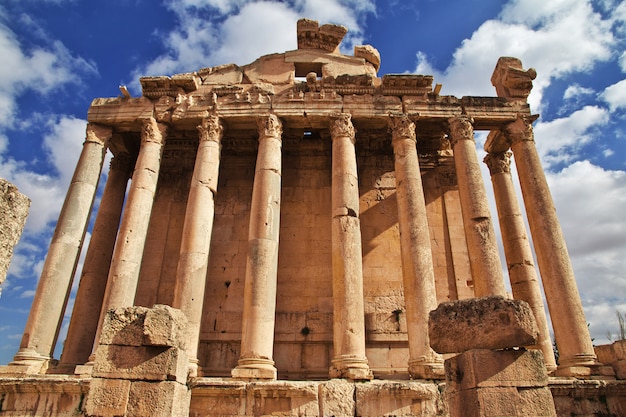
[484,151,557,371]
[231,114,282,380]
[389,115,443,379]
[100,118,167,313]
[328,113,372,380]
[448,116,505,297]
[173,115,223,377]
[504,116,596,375]
[11,123,111,371]
[57,152,132,373]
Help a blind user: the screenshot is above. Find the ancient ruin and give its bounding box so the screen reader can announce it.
[0,179,30,286]
[1,19,625,416]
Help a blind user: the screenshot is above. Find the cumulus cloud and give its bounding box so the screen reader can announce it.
[600,79,626,111]
[563,84,594,100]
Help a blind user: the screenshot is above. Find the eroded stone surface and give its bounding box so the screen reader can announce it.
[0,179,30,286]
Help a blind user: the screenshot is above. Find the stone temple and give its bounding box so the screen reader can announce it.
[1,19,625,417]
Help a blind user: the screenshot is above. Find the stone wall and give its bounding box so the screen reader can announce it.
[0,179,30,286]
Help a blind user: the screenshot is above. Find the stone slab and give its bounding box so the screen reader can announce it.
[84,378,131,417]
[98,306,149,347]
[318,379,355,417]
[355,380,444,417]
[127,380,190,417]
[143,304,188,349]
[429,296,539,353]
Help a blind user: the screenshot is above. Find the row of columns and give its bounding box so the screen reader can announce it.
[11,112,594,379]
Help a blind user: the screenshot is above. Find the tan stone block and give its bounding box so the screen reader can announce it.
[98,306,148,346]
[84,378,131,417]
[143,304,188,349]
[445,349,548,391]
[249,381,319,417]
[355,380,442,417]
[613,359,626,379]
[595,343,617,365]
[319,379,355,417]
[517,386,557,416]
[92,345,188,383]
[429,296,539,353]
[126,381,190,417]
[613,340,626,360]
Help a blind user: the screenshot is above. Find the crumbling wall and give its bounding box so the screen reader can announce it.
[0,179,30,286]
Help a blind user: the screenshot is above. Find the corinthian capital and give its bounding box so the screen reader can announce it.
[85,123,113,146]
[484,151,512,176]
[330,113,355,143]
[504,115,535,145]
[257,114,283,140]
[448,116,475,147]
[198,115,224,143]
[141,117,168,145]
[389,114,416,144]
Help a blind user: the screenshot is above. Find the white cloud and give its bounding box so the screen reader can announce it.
[600,78,626,111]
[563,84,594,100]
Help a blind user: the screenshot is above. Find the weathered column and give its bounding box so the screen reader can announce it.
[173,115,223,377]
[328,113,372,380]
[484,151,557,371]
[11,123,111,372]
[231,114,282,380]
[390,115,443,379]
[57,152,132,373]
[505,116,596,375]
[100,117,167,313]
[448,116,505,297]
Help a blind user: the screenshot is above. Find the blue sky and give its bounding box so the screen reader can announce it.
[0,0,625,365]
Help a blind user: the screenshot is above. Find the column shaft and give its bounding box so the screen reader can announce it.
[484,151,557,371]
[329,113,372,380]
[232,114,282,380]
[449,117,505,297]
[390,115,443,379]
[12,123,110,370]
[505,117,596,374]
[100,118,167,314]
[57,153,132,372]
[173,115,223,376]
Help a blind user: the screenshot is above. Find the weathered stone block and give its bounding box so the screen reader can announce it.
[0,179,30,285]
[445,349,548,391]
[319,379,355,417]
[126,381,190,417]
[98,306,148,346]
[92,345,188,383]
[355,380,443,417]
[429,296,539,353]
[143,304,187,349]
[84,378,131,417]
[249,381,319,417]
[594,343,617,365]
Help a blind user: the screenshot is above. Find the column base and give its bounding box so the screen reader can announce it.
[4,348,51,374]
[408,360,445,380]
[554,353,598,378]
[329,356,373,380]
[231,358,277,380]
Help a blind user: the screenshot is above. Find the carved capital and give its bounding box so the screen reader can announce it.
[257,114,283,141]
[85,123,113,146]
[484,151,512,176]
[109,152,133,175]
[330,113,355,143]
[140,117,168,145]
[198,115,224,144]
[389,114,416,144]
[447,116,474,147]
[504,115,535,145]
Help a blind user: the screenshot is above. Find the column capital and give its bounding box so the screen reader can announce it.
[504,115,537,145]
[140,117,168,145]
[257,114,282,141]
[198,114,224,143]
[389,114,416,144]
[330,112,355,143]
[109,152,133,175]
[448,116,475,147]
[484,151,512,176]
[85,123,113,146]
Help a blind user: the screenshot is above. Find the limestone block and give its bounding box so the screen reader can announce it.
[448,386,556,417]
[0,179,30,285]
[355,380,443,417]
[429,296,539,353]
[126,380,190,417]
[319,379,355,417]
[98,306,149,346]
[84,378,131,417]
[445,349,548,391]
[249,381,319,417]
[92,345,188,383]
[143,304,188,349]
[614,360,626,379]
[613,339,626,360]
[594,343,617,365]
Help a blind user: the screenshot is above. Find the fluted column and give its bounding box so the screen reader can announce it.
[99,117,167,314]
[57,152,132,373]
[504,116,596,375]
[328,113,372,380]
[390,115,444,379]
[231,114,282,380]
[173,115,223,377]
[484,151,557,371]
[11,123,111,372]
[448,116,505,297]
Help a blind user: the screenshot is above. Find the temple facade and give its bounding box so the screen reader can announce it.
[1,19,625,417]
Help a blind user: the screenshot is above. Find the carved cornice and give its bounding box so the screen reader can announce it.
[257,114,283,141]
[141,117,168,145]
[85,123,113,146]
[447,116,475,147]
[330,113,355,143]
[198,115,224,144]
[389,114,416,144]
[484,151,512,176]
